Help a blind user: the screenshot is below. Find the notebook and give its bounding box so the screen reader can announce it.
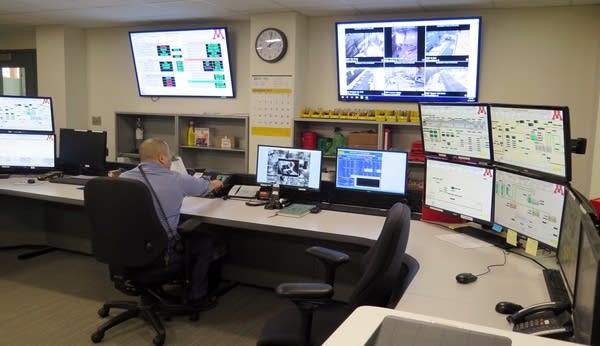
[277,203,315,218]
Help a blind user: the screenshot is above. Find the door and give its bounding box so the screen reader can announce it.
[0,49,37,96]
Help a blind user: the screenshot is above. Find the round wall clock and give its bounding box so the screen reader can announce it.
[255,28,288,63]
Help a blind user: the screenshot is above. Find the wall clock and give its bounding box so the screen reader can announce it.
[255,28,287,63]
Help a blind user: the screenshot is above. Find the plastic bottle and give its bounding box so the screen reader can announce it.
[187,120,195,146]
[135,117,144,151]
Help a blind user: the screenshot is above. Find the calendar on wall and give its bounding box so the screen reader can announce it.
[250,75,294,136]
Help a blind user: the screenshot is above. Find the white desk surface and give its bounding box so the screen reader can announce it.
[324,306,579,346]
[0,181,554,333]
[0,176,84,206]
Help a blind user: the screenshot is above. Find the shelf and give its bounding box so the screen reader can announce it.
[180,145,245,153]
[295,118,420,127]
[117,152,140,159]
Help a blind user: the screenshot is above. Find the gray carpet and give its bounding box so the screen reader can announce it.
[0,248,286,346]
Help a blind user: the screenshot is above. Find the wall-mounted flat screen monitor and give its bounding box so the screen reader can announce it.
[336,17,481,103]
[419,102,491,162]
[424,158,494,224]
[557,186,583,299]
[335,148,408,195]
[490,104,571,182]
[129,27,234,98]
[0,133,55,171]
[572,211,600,345]
[494,169,565,249]
[59,128,107,175]
[256,145,322,191]
[0,95,54,132]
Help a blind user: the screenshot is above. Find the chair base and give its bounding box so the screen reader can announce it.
[91,293,200,346]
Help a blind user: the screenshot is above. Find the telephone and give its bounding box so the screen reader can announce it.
[199,171,233,198]
[228,185,260,199]
[508,301,572,338]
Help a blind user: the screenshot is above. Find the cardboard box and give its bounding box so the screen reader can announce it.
[195,127,210,147]
[347,131,378,149]
[215,135,236,149]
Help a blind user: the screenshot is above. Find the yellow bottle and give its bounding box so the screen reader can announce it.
[187,120,195,146]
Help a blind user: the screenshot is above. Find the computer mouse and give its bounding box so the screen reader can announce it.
[455,272,478,284]
[27,178,36,184]
[310,206,321,213]
[495,301,523,314]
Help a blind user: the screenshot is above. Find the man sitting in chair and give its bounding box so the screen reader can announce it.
[120,138,223,308]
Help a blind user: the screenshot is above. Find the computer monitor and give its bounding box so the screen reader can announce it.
[0,133,55,172]
[335,148,408,195]
[0,95,54,132]
[59,128,107,175]
[418,103,491,163]
[255,145,322,191]
[494,169,565,249]
[490,104,571,182]
[557,186,583,299]
[424,158,494,224]
[572,211,600,345]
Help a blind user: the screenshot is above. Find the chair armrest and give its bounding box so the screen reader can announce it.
[305,246,349,265]
[177,218,203,234]
[305,246,350,285]
[276,283,333,300]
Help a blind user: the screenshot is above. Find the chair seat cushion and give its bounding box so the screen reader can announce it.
[257,301,352,346]
[125,262,184,286]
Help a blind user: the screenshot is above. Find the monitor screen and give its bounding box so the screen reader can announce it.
[0,95,54,132]
[572,212,600,345]
[129,27,234,98]
[256,145,322,191]
[494,169,565,248]
[336,17,481,103]
[0,133,55,170]
[490,104,571,181]
[59,128,107,175]
[419,102,491,162]
[424,158,494,223]
[557,186,583,299]
[335,148,408,195]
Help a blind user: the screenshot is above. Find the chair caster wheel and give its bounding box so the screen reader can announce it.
[153,334,165,345]
[189,312,199,321]
[91,331,104,343]
[97,306,109,317]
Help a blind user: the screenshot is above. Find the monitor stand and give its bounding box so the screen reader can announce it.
[454,225,514,249]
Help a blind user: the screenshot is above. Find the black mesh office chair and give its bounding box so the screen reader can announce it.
[84,177,202,346]
[257,202,418,346]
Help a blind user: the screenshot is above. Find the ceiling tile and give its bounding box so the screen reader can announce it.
[493,0,570,8]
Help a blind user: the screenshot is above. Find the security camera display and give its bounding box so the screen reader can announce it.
[336,17,481,103]
[256,146,323,191]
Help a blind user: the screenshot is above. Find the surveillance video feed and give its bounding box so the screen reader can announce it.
[336,17,480,102]
[264,148,312,187]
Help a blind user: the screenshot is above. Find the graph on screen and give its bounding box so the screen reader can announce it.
[494,169,565,248]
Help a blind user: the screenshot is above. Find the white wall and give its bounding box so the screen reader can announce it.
[2,6,599,195]
[301,6,600,196]
[85,21,251,160]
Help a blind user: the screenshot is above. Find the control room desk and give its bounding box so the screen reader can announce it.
[0,177,552,332]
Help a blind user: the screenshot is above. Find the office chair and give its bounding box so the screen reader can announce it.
[257,202,418,346]
[84,177,204,346]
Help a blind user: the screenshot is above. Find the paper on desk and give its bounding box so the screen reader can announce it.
[436,233,494,249]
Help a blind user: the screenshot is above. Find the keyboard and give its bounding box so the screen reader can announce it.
[320,203,388,217]
[543,269,570,303]
[48,176,93,186]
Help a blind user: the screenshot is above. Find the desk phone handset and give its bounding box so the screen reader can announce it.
[507,301,572,338]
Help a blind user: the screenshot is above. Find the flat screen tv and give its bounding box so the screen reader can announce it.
[0,95,54,132]
[336,17,481,103]
[424,157,494,224]
[59,128,107,176]
[335,148,408,196]
[129,27,234,98]
[419,102,491,163]
[255,145,322,191]
[0,133,55,172]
